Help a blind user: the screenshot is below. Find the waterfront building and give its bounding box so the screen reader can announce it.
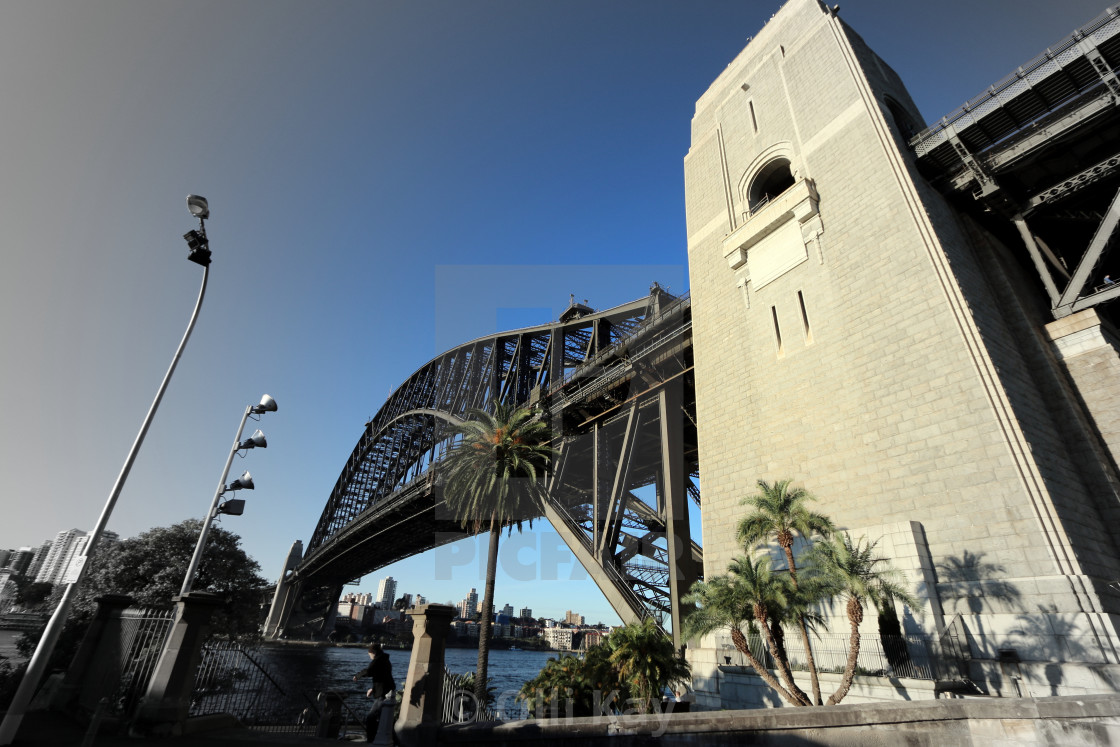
[3,548,34,576]
[457,587,478,620]
[684,0,1120,706]
[0,569,16,610]
[34,529,87,585]
[375,576,397,608]
[542,627,574,652]
[24,542,51,581]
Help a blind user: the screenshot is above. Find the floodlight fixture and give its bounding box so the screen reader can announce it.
[238,429,267,450]
[225,471,254,492]
[181,393,276,597]
[218,498,246,516]
[183,229,211,267]
[252,394,278,414]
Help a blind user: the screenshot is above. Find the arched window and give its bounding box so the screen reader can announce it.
[748,158,796,214]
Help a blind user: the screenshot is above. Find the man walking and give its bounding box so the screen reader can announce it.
[353,643,395,742]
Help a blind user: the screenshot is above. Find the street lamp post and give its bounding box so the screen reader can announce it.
[180,394,277,596]
[0,196,214,746]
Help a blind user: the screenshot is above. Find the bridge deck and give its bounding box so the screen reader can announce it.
[911,5,1120,199]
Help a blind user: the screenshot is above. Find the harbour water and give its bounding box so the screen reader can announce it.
[257,644,561,719]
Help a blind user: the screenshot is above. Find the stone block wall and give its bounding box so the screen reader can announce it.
[682,0,1120,709]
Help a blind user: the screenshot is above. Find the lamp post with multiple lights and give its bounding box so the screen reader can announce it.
[0,196,213,746]
[180,394,277,596]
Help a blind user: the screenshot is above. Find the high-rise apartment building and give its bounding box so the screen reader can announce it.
[35,529,87,585]
[458,587,478,619]
[375,576,397,608]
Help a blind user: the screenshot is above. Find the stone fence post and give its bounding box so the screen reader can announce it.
[132,592,222,735]
[54,594,133,714]
[396,603,455,747]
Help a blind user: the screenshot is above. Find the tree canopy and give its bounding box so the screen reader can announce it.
[77,519,269,638]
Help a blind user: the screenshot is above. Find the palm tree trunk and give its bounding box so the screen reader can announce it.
[827,598,863,705]
[475,517,500,708]
[757,608,811,706]
[783,545,821,705]
[797,614,823,706]
[729,627,802,706]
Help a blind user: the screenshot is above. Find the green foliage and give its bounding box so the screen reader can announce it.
[519,620,689,718]
[804,533,919,615]
[607,617,690,713]
[737,479,833,563]
[0,659,28,709]
[442,402,555,535]
[518,646,624,718]
[685,479,919,708]
[451,672,497,710]
[77,519,269,639]
[16,521,268,669]
[14,581,54,609]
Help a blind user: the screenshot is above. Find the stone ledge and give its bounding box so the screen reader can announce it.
[438,694,1120,745]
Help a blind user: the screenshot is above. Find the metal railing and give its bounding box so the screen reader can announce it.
[188,640,320,734]
[99,607,174,717]
[440,669,497,724]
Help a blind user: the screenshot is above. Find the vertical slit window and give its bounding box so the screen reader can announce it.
[798,290,812,342]
[749,101,758,133]
[771,306,783,354]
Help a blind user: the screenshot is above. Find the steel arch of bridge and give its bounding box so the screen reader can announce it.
[270,286,701,645]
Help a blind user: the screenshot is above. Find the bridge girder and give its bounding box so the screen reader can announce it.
[909,6,1120,321]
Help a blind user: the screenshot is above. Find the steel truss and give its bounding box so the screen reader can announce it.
[273,286,701,642]
[909,6,1120,319]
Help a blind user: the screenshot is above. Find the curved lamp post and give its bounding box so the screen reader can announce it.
[0,196,213,746]
[180,394,277,596]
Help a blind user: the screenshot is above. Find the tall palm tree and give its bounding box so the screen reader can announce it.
[806,533,918,705]
[683,556,811,706]
[606,617,690,713]
[441,402,554,707]
[737,479,834,704]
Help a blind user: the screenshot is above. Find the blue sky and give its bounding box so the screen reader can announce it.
[0,0,1109,625]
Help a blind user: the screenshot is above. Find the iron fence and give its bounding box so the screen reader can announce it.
[188,640,321,734]
[440,669,497,724]
[97,607,174,717]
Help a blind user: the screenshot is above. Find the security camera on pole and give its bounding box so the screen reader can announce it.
[180,394,277,596]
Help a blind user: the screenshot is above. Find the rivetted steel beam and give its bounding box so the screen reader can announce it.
[1055,185,1120,316]
[600,403,641,560]
[660,382,700,649]
[540,499,644,627]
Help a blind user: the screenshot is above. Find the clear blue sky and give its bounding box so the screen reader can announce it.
[0,0,1109,625]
